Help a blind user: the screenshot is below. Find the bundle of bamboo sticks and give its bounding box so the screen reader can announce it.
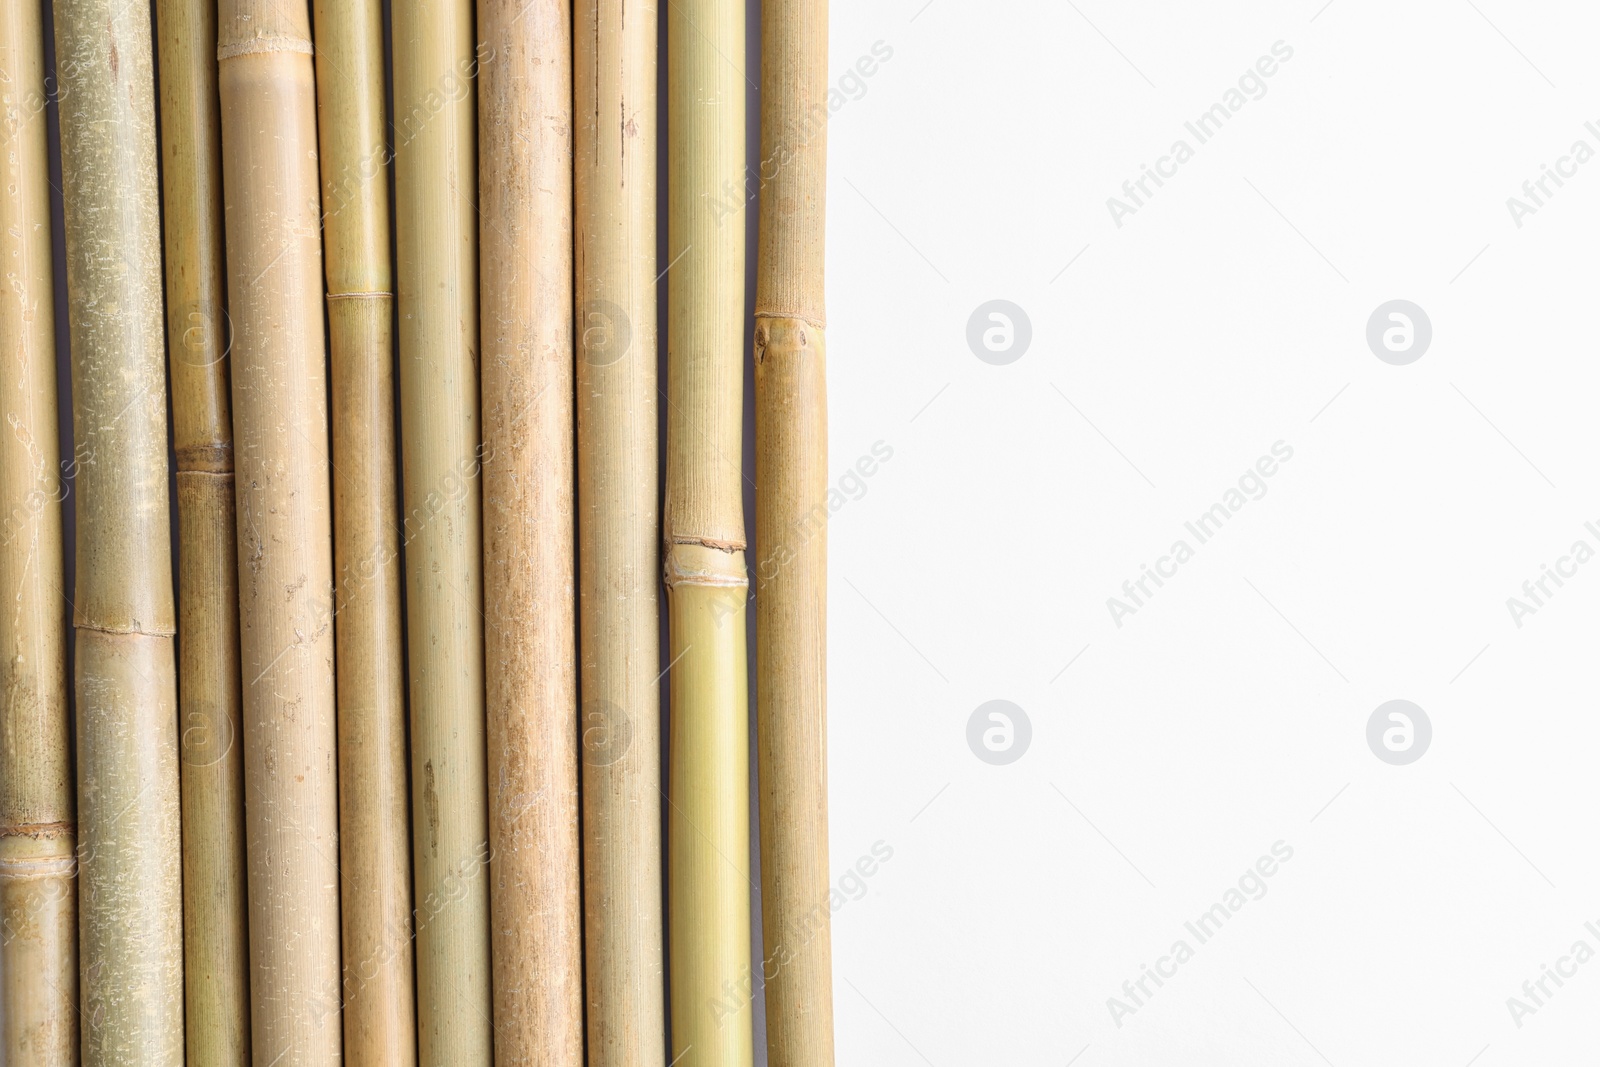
[0,0,833,1063]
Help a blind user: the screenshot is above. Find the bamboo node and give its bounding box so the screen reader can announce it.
[753,308,826,330]
[326,290,393,301]
[0,853,76,880]
[175,443,234,474]
[0,820,73,840]
[217,34,314,60]
[74,618,179,639]
[664,541,748,589]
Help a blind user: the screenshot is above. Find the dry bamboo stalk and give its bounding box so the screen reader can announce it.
[666,0,753,1062]
[52,0,183,1060]
[478,0,583,1061]
[393,3,493,1060]
[216,0,343,1059]
[574,1,666,1062]
[311,0,417,1061]
[154,0,252,1057]
[753,2,834,1065]
[0,4,74,1061]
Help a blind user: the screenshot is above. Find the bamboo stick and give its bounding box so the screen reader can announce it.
[666,0,753,1062]
[574,0,666,1062]
[154,0,252,1057]
[393,3,493,1060]
[216,0,343,1059]
[51,0,183,1060]
[0,3,74,1061]
[311,1,417,1061]
[753,1,834,1064]
[478,0,583,1061]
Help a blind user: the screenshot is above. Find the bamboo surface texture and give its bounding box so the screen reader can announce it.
[155,0,253,1057]
[394,2,493,1061]
[753,1,834,1065]
[0,3,74,1061]
[575,0,666,1062]
[217,0,344,1059]
[479,0,584,1062]
[667,0,754,1063]
[52,0,184,1060]
[311,0,417,1061]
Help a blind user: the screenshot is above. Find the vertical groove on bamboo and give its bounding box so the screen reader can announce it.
[479,0,583,1062]
[155,0,253,1057]
[0,2,75,1061]
[574,0,667,1062]
[753,1,833,1064]
[393,2,493,1061]
[666,0,754,1062]
[216,0,344,1059]
[51,0,184,1060]
[311,0,417,1060]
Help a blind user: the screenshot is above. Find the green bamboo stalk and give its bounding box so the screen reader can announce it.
[393,2,493,1060]
[153,0,252,1057]
[666,0,754,1062]
[0,1,75,1060]
[311,0,417,1059]
[52,0,183,1060]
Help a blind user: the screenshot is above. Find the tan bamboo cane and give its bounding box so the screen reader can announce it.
[666,0,754,1062]
[393,4,493,1061]
[311,1,417,1061]
[753,1,834,1064]
[154,0,252,1058]
[478,0,583,1061]
[52,0,184,1060]
[216,0,343,1059]
[0,4,74,1061]
[574,0,666,1062]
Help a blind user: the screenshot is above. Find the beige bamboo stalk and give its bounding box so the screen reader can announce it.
[393,4,493,1061]
[753,1,834,1064]
[574,0,666,1062]
[154,0,252,1058]
[311,1,417,1061]
[478,0,583,1061]
[216,0,343,1059]
[0,4,74,1062]
[52,0,184,1060]
[666,0,753,1062]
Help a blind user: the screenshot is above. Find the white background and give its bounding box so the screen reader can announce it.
[823,1,1600,1063]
